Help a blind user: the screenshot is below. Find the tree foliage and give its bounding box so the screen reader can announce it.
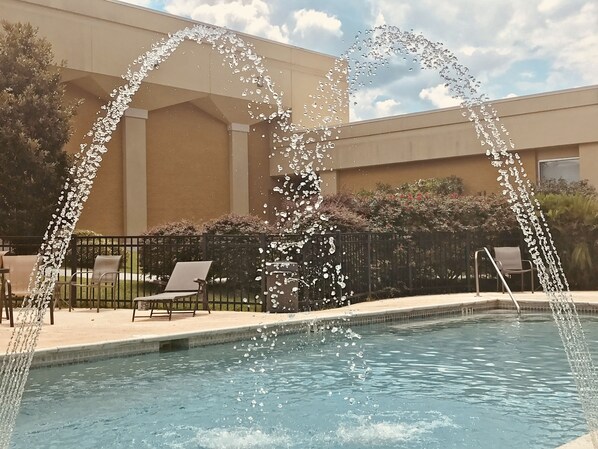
[0,21,74,236]
[535,179,597,198]
[537,193,598,289]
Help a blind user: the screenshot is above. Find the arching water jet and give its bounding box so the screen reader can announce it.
[0,23,326,447]
[336,25,598,445]
[0,21,595,449]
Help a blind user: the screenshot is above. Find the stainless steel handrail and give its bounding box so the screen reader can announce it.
[474,247,521,314]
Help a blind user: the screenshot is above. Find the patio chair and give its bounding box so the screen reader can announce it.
[132,261,212,322]
[0,255,52,327]
[65,255,122,312]
[493,246,535,293]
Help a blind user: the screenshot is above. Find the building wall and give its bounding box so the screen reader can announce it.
[318,86,598,195]
[338,145,580,195]
[1,0,347,123]
[146,103,229,228]
[339,155,509,195]
[580,142,598,188]
[3,0,598,237]
[1,0,346,235]
[248,121,278,220]
[63,85,125,234]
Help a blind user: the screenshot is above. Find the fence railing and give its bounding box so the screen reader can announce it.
[0,231,524,312]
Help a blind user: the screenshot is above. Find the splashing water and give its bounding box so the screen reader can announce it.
[336,25,598,445]
[0,23,331,447]
[0,21,596,448]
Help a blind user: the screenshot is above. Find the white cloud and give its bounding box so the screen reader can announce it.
[163,0,290,43]
[366,1,411,28]
[418,84,461,109]
[120,0,153,6]
[124,0,598,113]
[293,9,342,38]
[349,87,404,121]
[529,2,598,86]
[537,0,566,13]
[362,0,598,102]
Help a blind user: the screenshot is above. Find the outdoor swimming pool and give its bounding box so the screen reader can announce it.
[12,313,597,449]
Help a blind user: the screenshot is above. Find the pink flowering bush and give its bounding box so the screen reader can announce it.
[140,220,203,279]
[201,213,274,235]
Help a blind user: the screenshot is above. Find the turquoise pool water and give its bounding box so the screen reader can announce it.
[12,314,598,448]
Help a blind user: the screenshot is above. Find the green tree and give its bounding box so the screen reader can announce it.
[537,193,598,289]
[0,21,74,238]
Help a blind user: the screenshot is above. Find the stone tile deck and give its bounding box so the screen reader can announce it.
[2,291,597,354]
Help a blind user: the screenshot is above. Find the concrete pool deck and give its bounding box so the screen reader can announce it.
[1,290,597,449]
[2,291,598,355]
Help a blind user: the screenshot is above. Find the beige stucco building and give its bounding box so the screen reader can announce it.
[2,0,598,235]
[314,85,598,197]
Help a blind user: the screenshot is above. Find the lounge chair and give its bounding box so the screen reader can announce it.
[132,261,212,321]
[65,255,122,312]
[493,246,535,293]
[1,255,49,327]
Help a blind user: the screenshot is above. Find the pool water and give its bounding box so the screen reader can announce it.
[12,314,598,449]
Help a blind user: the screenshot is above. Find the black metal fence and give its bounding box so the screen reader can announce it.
[0,231,524,312]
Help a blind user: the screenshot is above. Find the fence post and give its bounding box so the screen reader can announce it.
[260,233,267,312]
[465,232,472,291]
[69,234,78,309]
[335,231,343,304]
[201,234,210,310]
[201,233,208,260]
[391,233,398,290]
[367,232,372,299]
[407,237,413,291]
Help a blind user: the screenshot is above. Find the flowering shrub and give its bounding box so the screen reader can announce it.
[200,214,275,291]
[320,183,520,290]
[69,229,127,269]
[537,193,598,289]
[535,179,596,198]
[525,178,598,288]
[140,220,203,279]
[394,175,465,196]
[201,213,274,234]
[284,202,370,234]
[143,219,202,237]
[354,189,518,236]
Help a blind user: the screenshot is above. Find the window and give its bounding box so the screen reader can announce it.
[538,157,580,183]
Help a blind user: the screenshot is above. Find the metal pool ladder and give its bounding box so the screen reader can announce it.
[474,247,521,315]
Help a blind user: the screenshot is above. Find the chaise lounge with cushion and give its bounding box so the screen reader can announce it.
[132,261,212,321]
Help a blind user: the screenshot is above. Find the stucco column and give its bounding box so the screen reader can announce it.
[228,123,250,215]
[320,170,338,196]
[580,142,598,189]
[122,108,148,235]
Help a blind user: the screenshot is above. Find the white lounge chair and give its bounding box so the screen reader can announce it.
[132,261,212,321]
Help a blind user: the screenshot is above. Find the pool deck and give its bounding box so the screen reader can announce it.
[2,290,598,354]
[1,290,598,449]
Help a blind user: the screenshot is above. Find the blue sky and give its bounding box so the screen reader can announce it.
[120,0,598,121]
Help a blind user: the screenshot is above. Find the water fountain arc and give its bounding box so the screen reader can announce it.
[0,21,596,449]
[0,23,301,449]
[333,25,598,445]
